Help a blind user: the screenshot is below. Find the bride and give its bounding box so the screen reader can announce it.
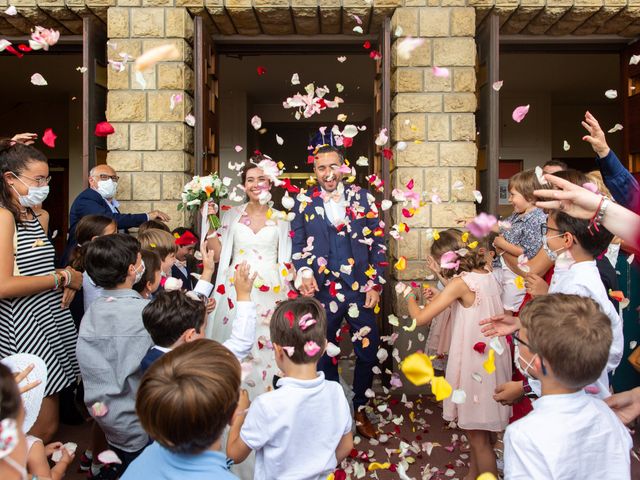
[206,157,291,475]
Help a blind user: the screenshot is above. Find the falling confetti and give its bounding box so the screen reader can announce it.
[492,80,503,91]
[30,73,47,86]
[535,165,546,185]
[512,104,530,123]
[397,37,425,60]
[90,402,109,417]
[375,128,389,146]
[483,349,496,374]
[42,128,57,148]
[95,121,115,137]
[401,352,434,386]
[169,93,183,111]
[76,66,88,73]
[97,450,122,465]
[432,66,450,77]
[451,389,467,404]
[472,190,483,203]
[250,115,262,130]
[185,114,196,127]
[353,26,364,34]
[337,56,347,63]
[234,145,243,153]
[605,89,618,99]
[276,134,284,146]
[431,376,453,401]
[134,44,179,71]
[563,140,570,151]
[630,55,640,66]
[291,73,300,85]
[608,123,623,133]
[5,5,17,15]
[303,341,321,356]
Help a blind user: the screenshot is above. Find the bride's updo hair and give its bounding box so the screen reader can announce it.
[240,155,271,186]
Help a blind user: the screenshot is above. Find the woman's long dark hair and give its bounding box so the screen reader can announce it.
[69,214,117,271]
[0,138,48,223]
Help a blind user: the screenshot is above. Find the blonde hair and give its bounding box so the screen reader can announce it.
[519,294,612,389]
[586,170,613,200]
[429,229,486,279]
[137,228,177,259]
[508,169,542,202]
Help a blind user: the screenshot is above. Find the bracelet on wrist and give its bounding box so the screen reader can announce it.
[405,293,417,301]
[51,272,59,291]
[588,195,606,235]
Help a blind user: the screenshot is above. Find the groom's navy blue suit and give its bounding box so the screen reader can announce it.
[291,184,386,409]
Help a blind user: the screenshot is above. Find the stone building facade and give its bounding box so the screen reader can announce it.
[1,1,638,335]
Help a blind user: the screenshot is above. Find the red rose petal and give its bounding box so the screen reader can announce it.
[17,44,32,52]
[406,178,414,189]
[287,290,298,299]
[473,341,486,354]
[216,284,225,295]
[257,66,266,76]
[258,285,269,292]
[5,45,23,58]
[95,121,115,137]
[382,148,393,160]
[342,137,353,148]
[363,41,371,49]
[227,298,234,309]
[42,128,57,148]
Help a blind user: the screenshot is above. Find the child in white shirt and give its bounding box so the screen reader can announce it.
[504,293,631,479]
[226,297,353,480]
[534,209,623,398]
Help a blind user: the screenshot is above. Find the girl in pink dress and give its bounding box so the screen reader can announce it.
[406,229,511,480]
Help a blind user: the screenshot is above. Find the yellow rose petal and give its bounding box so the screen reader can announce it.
[395,256,407,271]
[368,462,391,471]
[401,352,434,386]
[431,375,453,401]
[468,241,478,249]
[514,276,525,290]
[433,229,440,241]
[461,232,469,243]
[483,348,496,374]
[374,303,380,314]
[403,318,417,332]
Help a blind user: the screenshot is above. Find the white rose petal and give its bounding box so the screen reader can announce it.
[250,115,262,130]
[185,113,196,127]
[605,89,618,99]
[563,140,570,151]
[30,73,48,86]
[608,123,623,133]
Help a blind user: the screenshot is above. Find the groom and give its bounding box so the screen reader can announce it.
[291,145,386,439]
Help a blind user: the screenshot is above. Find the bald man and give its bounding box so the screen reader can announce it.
[62,164,169,264]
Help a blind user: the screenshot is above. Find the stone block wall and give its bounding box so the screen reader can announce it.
[389,4,478,316]
[105,5,196,230]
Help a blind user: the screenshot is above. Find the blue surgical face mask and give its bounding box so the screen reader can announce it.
[542,234,565,262]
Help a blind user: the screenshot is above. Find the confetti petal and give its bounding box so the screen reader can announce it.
[472,190,483,203]
[276,134,284,145]
[608,123,623,133]
[535,165,546,185]
[563,140,570,151]
[326,342,341,357]
[234,145,243,153]
[395,256,407,271]
[97,450,122,465]
[397,37,425,60]
[380,199,392,211]
[403,318,417,332]
[451,389,467,404]
[134,44,179,71]
[251,115,262,130]
[90,402,109,417]
[30,73,47,86]
[282,346,295,357]
[512,104,530,123]
[95,121,115,137]
[630,55,640,66]
[483,349,496,374]
[514,276,525,289]
[489,337,505,356]
[432,66,450,77]
[492,80,504,91]
[185,113,196,127]
[353,26,364,34]
[605,89,618,99]
[303,341,321,357]
[401,352,434,386]
[256,66,266,76]
[42,128,57,148]
[291,73,300,85]
[375,128,388,147]
[5,5,17,15]
[431,376,452,401]
[337,56,347,63]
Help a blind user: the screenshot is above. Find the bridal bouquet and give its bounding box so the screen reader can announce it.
[178,173,230,230]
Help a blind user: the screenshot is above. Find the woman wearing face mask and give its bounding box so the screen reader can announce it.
[0,140,82,443]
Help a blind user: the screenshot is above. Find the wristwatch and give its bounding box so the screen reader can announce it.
[522,379,538,399]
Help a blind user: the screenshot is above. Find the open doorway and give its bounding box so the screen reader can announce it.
[497,52,623,217]
[217,51,376,207]
[0,48,83,256]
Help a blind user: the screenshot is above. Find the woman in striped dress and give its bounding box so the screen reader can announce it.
[0,139,83,442]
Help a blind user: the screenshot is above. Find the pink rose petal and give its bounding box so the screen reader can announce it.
[432,66,450,78]
[512,104,530,123]
[303,341,321,357]
[90,402,108,417]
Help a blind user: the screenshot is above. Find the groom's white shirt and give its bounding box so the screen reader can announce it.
[295,184,347,288]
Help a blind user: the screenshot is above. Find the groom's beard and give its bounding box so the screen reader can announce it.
[318,176,342,192]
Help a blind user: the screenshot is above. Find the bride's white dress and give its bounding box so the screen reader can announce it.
[206,205,291,479]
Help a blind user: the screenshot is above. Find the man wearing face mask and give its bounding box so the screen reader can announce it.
[63,164,170,265]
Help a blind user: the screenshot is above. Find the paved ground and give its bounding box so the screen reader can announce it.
[57,391,640,480]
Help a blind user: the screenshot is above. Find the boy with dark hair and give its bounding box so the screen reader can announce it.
[77,233,152,475]
[122,339,243,480]
[542,159,568,175]
[504,294,631,479]
[227,297,353,479]
[140,262,257,372]
[538,209,623,398]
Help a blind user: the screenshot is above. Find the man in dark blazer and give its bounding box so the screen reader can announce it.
[63,164,169,264]
[291,145,387,439]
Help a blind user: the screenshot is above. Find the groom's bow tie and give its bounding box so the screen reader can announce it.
[323,190,342,203]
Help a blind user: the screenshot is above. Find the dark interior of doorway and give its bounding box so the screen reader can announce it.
[218,45,377,206]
